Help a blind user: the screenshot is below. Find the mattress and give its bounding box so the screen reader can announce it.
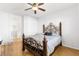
[29,33,61,55]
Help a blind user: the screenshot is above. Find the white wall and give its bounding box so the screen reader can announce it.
[38,5,79,50]
[0,11,22,44]
[0,11,38,44]
[24,16,38,36]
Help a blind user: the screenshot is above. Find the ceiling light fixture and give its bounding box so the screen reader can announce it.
[32,6,38,11]
[24,3,46,14]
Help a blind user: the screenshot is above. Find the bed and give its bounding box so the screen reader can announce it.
[22,22,62,56]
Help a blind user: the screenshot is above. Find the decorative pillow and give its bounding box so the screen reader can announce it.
[44,32,52,36]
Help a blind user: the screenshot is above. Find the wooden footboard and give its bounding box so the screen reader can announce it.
[22,34,48,56]
[22,34,47,56]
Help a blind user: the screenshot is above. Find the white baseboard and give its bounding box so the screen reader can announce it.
[62,43,79,50]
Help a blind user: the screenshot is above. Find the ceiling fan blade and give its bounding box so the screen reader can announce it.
[34,10,36,14]
[24,8,32,11]
[27,3,32,6]
[38,3,44,6]
[38,8,45,11]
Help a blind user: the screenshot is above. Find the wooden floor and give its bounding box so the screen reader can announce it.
[0,39,79,56]
[23,46,79,56]
[53,46,79,56]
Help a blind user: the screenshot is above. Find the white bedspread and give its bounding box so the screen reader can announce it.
[47,35,61,55]
[29,33,61,55]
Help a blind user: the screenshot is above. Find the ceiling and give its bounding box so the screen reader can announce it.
[0,3,77,18]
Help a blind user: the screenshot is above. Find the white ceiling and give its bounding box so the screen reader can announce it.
[0,3,77,18]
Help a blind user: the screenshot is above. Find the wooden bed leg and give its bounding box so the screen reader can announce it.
[22,34,25,51]
[60,41,62,46]
[43,35,47,56]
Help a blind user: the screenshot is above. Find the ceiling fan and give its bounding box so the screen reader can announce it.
[24,3,46,14]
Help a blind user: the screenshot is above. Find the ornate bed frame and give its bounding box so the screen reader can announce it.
[22,22,62,56]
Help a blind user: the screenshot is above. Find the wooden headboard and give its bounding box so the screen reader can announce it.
[43,22,62,36]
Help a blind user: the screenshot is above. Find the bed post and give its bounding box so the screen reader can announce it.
[43,35,47,56]
[59,22,62,46]
[59,22,62,36]
[43,24,45,33]
[22,33,25,51]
